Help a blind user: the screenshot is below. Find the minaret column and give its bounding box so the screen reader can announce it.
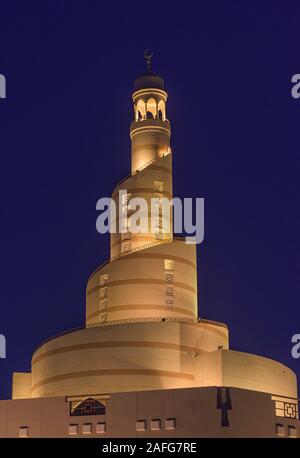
[130,51,171,174]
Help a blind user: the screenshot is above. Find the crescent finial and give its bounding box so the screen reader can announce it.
[144,49,154,72]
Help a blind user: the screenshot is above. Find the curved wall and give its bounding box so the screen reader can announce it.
[87,238,197,326]
[130,119,171,174]
[110,153,173,260]
[30,320,229,398]
[194,349,298,399]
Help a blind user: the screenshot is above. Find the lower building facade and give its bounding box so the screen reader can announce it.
[0,386,299,438]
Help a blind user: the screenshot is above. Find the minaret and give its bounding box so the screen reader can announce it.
[88,51,199,326]
[11,54,298,418]
[130,50,171,174]
[110,51,173,260]
[14,52,218,401]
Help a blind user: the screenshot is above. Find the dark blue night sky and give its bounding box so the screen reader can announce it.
[0,1,299,399]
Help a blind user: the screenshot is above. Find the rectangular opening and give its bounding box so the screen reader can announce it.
[154,181,164,192]
[19,426,29,438]
[164,259,174,271]
[100,274,108,287]
[150,419,161,431]
[68,424,78,436]
[82,423,92,435]
[136,420,147,432]
[165,418,176,430]
[96,422,106,434]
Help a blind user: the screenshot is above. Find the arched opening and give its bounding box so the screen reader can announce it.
[158,100,166,121]
[136,99,146,121]
[146,97,157,119]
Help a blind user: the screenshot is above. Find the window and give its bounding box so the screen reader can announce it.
[136,100,146,121]
[121,241,131,253]
[96,422,106,434]
[100,274,108,287]
[100,298,108,313]
[165,418,176,430]
[164,259,174,271]
[121,228,131,240]
[146,97,157,119]
[166,286,175,297]
[82,423,92,435]
[120,193,132,254]
[121,192,131,207]
[153,193,166,240]
[275,400,298,419]
[99,275,109,313]
[154,181,164,193]
[151,419,161,431]
[275,423,285,437]
[70,398,106,416]
[158,100,166,121]
[101,288,108,299]
[121,217,132,241]
[100,312,108,323]
[166,298,174,307]
[284,403,298,418]
[19,426,29,438]
[136,420,147,432]
[165,272,174,283]
[165,260,175,307]
[68,424,78,436]
[288,425,297,438]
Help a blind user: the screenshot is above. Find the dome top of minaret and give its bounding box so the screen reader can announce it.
[134,50,165,91]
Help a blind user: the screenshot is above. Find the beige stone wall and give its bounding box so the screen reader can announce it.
[194,349,298,399]
[221,349,298,398]
[12,373,31,400]
[30,320,228,398]
[87,238,198,325]
[17,329,298,403]
[1,387,299,438]
[130,119,171,175]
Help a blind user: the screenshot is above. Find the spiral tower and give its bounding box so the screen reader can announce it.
[13,54,297,403]
[27,54,228,399]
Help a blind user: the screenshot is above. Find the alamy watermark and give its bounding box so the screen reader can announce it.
[291,334,300,359]
[1,74,7,356]
[96,191,204,244]
[0,334,6,359]
[0,74,6,99]
[291,74,300,99]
